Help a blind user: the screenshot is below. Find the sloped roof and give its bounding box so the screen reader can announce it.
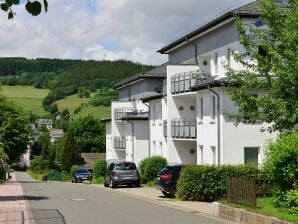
[49,129,64,136]
[113,63,167,89]
[158,1,262,54]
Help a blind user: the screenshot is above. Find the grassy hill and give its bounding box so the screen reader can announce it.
[1,85,111,119]
[55,94,111,119]
[0,85,50,117]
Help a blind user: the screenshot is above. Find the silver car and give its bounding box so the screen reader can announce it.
[104,161,140,188]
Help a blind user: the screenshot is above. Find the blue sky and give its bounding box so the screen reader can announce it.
[0,0,253,65]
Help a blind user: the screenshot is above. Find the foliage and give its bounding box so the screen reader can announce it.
[59,127,80,172]
[0,94,31,163]
[93,160,107,179]
[264,131,298,193]
[27,169,47,181]
[226,0,298,132]
[61,170,71,182]
[176,165,259,202]
[89,88,117,107]
[29,156,51,173]
[278,189,298,214]
[0,166,5,181]
[72,115,105,153]
[139,156,167,183]
[0,0,48,20]
[92,176,104,184]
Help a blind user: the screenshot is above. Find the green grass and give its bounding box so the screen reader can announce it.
[92,176,104,184]
[221,197,298,223]
[27,170,47,181]
[0,85,50,117]
[55,93,111,119]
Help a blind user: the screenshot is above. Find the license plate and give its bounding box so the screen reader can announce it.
[82,177,87,180]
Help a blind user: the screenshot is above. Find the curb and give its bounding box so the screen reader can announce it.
[211,202,293,224]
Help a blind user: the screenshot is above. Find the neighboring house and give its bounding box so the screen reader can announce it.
[49,129,64,143]
[36,119,53,130]
[104,1,279,166]
[103,64,167,166]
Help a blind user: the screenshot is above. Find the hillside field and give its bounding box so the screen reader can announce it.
[1,86,111,119]
[0,85,50,117]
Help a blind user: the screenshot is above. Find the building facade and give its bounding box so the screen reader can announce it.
[105,1,278,166]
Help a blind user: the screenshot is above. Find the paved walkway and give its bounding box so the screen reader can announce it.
[0,173,30,224]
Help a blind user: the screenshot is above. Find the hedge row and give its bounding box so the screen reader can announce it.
[176,164,259,202]
[139,156,167,183]
[93,160,107,179]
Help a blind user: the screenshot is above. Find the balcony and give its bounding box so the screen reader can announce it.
[171,118,196,139]
[114,107,134,120]
[113,136,126,149]
[171,70,212,95]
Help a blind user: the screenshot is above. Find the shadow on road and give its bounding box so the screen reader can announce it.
[0,195,48,201]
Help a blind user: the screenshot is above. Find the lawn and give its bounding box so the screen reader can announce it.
[55,93,111,119]
[222,197,298,224]
[0,85,50,117]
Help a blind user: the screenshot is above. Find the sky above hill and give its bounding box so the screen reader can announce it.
[0,0,253,65]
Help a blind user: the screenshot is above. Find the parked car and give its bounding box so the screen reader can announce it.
[72,168,92,183]
[155,164,183,198]
[104,161,140,188]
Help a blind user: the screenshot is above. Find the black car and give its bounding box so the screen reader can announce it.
[155,164,183,198]
[72,168,92,183]
[104,161,140,188]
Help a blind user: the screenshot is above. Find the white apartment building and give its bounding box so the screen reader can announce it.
[105,1,279,166]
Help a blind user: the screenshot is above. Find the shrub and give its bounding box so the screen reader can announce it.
[176,164,259,202]
[0,166,5,182]
[280,189,298,214]
[70,165,79,176]
[30,156,51,173]
[264,131,298,193]
[61,171,71,182]
[93,160,107,179]
[139,156,167,183]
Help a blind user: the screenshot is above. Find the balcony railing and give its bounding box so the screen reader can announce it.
[113,136,126,149]
[171,71,212,94]
[163,120,167,138]
[171,118,196,139]
[114,107,134,120]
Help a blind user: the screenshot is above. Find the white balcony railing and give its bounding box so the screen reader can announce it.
[114,107,134,120]
[113,136,126,149]
[171,118,196,139]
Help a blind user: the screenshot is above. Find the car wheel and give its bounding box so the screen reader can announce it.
[161,190,170,197]
[135,182,140,187]
[169,186,176,198]
[109,179,115,188]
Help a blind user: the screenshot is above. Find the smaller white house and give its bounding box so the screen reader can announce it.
[49,129,64,143]
[36,119,53,130]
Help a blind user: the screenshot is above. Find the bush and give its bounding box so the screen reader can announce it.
[30,156,51,173]
[279,189,298,214]
[264,131,298,193]
[0,166,5,182]
[139,156,167,183]
[70,165,79,176]
[93,160,107,179]
[176,164,259,202]
[61,170,71,182]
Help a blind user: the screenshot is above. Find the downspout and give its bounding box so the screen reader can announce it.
[127,120,135,162]
[185,37,199,65]
[142,102,151,157]
[208,87,221,165]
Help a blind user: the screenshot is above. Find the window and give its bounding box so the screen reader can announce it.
[212,95,216,120]
[160,105,162,120]
[214,52,218,73]
[159,142,162,156]
[227,48,232,68]
[200,97,204,120]
[199,145,204,165]
[211,146,216,165]
[244,147,259,165]
[116,162,137,170]
[153,105,156,122]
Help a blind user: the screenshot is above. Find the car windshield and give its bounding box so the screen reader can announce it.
[158,166,172,175]
[76,169,90,174]
[116,163,136,170]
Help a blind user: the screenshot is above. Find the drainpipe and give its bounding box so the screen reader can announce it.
[185,37,199,65]
[142,102,151,157]
[127,120,135,162]
[208,87,221,165]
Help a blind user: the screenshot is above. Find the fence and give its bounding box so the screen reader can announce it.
[226,177,273,208]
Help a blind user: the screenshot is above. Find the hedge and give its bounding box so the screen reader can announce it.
[93,160,107,179]
[139,156,167,183]
[0,166,5,182]
[176,164,259,202]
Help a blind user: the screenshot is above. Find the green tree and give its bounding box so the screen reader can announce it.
[1,0,48,20]
[0,94,30,163]
[72,115,105,153]
[226,0,298,132]
[60,126,79,171]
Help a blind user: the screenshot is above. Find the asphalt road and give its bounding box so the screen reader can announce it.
[17,172,227,224]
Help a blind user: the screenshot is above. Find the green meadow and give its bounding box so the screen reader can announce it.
[0,86,111,119]
[0,85,50,117]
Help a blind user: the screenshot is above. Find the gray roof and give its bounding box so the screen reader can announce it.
[113,63,167,89]
[142,93,164,102]
[158,1,262,54]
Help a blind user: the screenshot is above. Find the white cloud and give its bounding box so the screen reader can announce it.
[0,0,253,65]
